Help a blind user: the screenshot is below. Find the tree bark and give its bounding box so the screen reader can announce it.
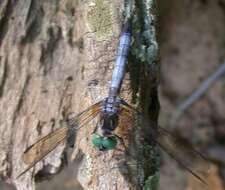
[0,0,159,190]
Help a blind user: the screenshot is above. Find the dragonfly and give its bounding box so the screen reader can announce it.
[17,21,210,184]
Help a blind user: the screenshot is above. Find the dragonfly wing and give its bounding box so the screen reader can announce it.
[22,127,68,165]
[66,101,102,147]
[66,100,103,129]
[119,100,210,184]
[17,126,69,178]
[156,126,210,185]
[18,100,103,178]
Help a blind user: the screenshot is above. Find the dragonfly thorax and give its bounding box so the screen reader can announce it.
[100,97,121,136]
[102,97,120,114]
[99,113,118,136]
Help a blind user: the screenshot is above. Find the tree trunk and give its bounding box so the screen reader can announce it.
[0,0,159,190]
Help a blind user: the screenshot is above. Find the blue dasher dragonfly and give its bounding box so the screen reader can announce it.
[17,21,210,184]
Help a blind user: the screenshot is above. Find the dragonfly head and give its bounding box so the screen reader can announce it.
[91,133,117,151]
[100,113,119,134]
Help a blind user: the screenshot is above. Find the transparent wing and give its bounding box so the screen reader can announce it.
[120,99,210,185]
[17,126,69,178]
[17,100,103,178]
[22,126,68,166]
[66,100,102,129]
[156,126,210,185]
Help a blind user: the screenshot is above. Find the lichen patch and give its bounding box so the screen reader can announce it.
[86,0,113,40]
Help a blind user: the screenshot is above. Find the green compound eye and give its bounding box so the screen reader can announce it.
[102,136,117,150]
[91,134,117,150]
[91,134,103,149]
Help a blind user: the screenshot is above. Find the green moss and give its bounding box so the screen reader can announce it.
[127,1,159,189]
[143,144,160,176]
[144,172,160,190]
[131,0,158,66]
[87,0,113,40]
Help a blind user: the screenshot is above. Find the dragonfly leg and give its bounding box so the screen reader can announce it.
[120,99,140,114]
[114,134,127,152]
[91,123,99,134]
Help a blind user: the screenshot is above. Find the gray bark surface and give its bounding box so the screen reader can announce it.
[0,0,159,190]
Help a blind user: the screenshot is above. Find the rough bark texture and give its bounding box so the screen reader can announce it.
[0,1,81,189]
[0,0,159,190]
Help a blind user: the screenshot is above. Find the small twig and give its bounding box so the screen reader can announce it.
[172,60,225,123]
